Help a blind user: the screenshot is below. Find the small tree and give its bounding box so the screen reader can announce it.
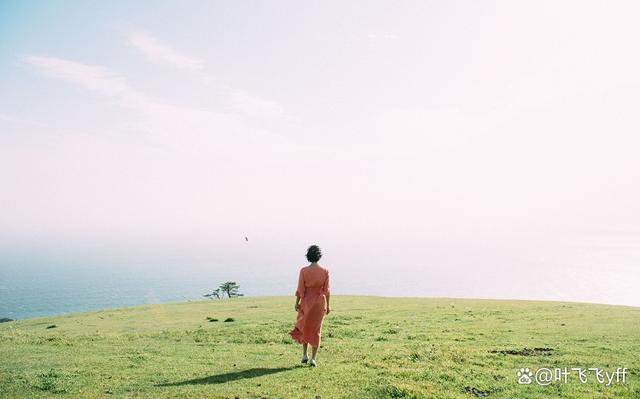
[219,281,242,298]
[203,288,221,299]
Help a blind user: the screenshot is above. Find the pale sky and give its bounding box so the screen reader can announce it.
[1,1,639,305]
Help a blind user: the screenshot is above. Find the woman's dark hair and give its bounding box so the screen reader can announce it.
[306,245,322,263]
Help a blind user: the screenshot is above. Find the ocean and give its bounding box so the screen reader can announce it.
[2,234,639,320]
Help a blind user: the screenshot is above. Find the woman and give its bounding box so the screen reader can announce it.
[289,245,331,367]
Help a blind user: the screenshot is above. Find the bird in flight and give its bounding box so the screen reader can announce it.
[245,236,249,242]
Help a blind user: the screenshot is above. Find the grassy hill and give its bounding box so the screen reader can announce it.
[1,296,638,398]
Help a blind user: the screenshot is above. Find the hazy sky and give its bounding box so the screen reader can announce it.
[1,1,639,305]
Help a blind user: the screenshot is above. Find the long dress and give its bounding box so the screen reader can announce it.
[289,265,330,348]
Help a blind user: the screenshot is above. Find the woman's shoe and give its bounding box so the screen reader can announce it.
[301,354,309,364]
[309,359,317,367]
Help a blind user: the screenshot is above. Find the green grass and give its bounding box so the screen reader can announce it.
[1,296,639,398]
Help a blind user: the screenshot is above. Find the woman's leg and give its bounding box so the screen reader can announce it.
[308,345,319,366]
[302,343,308,356]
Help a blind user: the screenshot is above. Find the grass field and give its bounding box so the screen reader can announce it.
[1,296,638,398]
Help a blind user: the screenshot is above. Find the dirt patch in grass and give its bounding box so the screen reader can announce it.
[489,347,554,356]
[463,386,492,397]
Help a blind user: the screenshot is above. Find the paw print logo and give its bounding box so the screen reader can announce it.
[517,368,533,385]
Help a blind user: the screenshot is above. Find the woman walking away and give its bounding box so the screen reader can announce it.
[290,245,331,367]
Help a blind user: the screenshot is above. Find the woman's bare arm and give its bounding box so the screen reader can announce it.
[326,292,331,314]
[295,268,304,311]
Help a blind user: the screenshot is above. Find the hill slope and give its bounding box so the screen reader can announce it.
[1,296,638,398]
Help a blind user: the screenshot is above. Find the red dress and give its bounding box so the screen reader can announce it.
[289,265,330,347]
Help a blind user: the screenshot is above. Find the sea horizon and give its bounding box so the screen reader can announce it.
[2,228,639,320]
[3,250,639,320]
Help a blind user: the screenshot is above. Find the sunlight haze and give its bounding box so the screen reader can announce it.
[1,1,639,307]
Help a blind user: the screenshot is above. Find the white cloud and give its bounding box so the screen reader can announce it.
[24,55,152,110]
[17,54,330,242]
[127,31,205,71]
[127,31,284,119]
[0,112,47,127]
[367,33,399,40]
[25,56,130,96]
[22,55,288,152]
[125,30,286,121]
[229,90,285,119]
